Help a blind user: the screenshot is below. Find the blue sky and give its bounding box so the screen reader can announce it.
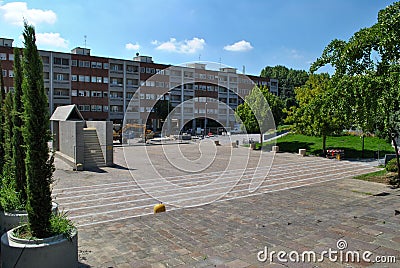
[0,0,396,75]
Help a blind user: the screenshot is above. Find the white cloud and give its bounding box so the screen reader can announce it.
[125,42,140,50]
[0,2,57,26]
[153,37,205,54]
[289,49,303,59]
[224,40,253,52]
[35,33,68,48]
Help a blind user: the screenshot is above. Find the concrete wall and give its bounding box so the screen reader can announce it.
[86,121,113,166]
[59,121,85,165]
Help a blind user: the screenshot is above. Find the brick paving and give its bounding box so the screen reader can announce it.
[51,143,400,267]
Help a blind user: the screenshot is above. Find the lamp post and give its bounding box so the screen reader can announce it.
[166,93,170,136]
[204,102,208,137]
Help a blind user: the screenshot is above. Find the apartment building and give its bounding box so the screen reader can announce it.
[0,37,278,131]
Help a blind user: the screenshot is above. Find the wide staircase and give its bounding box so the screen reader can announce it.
[83,128,105,168]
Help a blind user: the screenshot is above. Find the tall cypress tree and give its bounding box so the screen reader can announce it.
[12,47,27,203]
[0,60,5,174]
[3,91,14,176]
[22,22,54,238]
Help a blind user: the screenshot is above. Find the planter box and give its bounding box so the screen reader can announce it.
[299,149,306,157]
[0,202,58,237]
[1,226,78,268]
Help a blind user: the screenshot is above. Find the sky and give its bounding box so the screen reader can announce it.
[0,0,396,76]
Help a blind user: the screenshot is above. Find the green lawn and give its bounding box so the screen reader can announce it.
[268,133,393,158]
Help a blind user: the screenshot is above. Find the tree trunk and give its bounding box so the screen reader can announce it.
[362,134,365,158]
[322,135,327,156]
[392,136,400,187]
[260,133,263,150]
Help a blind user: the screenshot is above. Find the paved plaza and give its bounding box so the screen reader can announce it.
[51,142,400,267]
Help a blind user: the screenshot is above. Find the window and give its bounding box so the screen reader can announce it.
[71,90,77,96]
[111,64,121,71]
[91,76,97,83]
[145,80,155,87]
[140,107,145,112]
[78,105,90,111]
[62,58,69,65]
[110,106,121,112]
[97,77,102,83]
[84,61,90,68]
[41,56,50,64]
[71,60,77,66]
[8,87,14,93]
[78,61,84,67]
[79,75,85,82]
[53,57,62,65]
[111,78,118,85]
[56,74,64,81]
[71,75,77,81]
[140,93,145,99]
[91,62,97,68]
[97,62,102,68]
[103,92,108,98]
[78,90,85,96]
[8,54,14,61]
[103,106,109,112]
[85,76,90,82]
[0,53,6,60]
[91,91,102,97]
[91,105,102,111]
[8,70,14,77]
[103,63,109,69]
[140,67,145,73]
[54,89,68,96]
[103,77,109,83]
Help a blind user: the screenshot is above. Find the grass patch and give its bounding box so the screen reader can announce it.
[351,190,373,195]
[266,133,393,158]
[353,170,387,183]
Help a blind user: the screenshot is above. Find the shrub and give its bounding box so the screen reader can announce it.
[386,158,399,172]
[0,177,24,212]
[50,211,75,239]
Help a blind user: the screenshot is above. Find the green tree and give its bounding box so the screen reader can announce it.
[0,60,5,174]
[311,1,400,184]
[285,74,344,155]
[12,47,27,203]
[260,65,309,107]
[235,86,282,144]
[22,22,54,238]
[2,91,14,175]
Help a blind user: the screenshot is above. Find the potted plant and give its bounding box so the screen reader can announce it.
[1,22,77,268]
[0,47,27,236]
[0,47,58,237]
